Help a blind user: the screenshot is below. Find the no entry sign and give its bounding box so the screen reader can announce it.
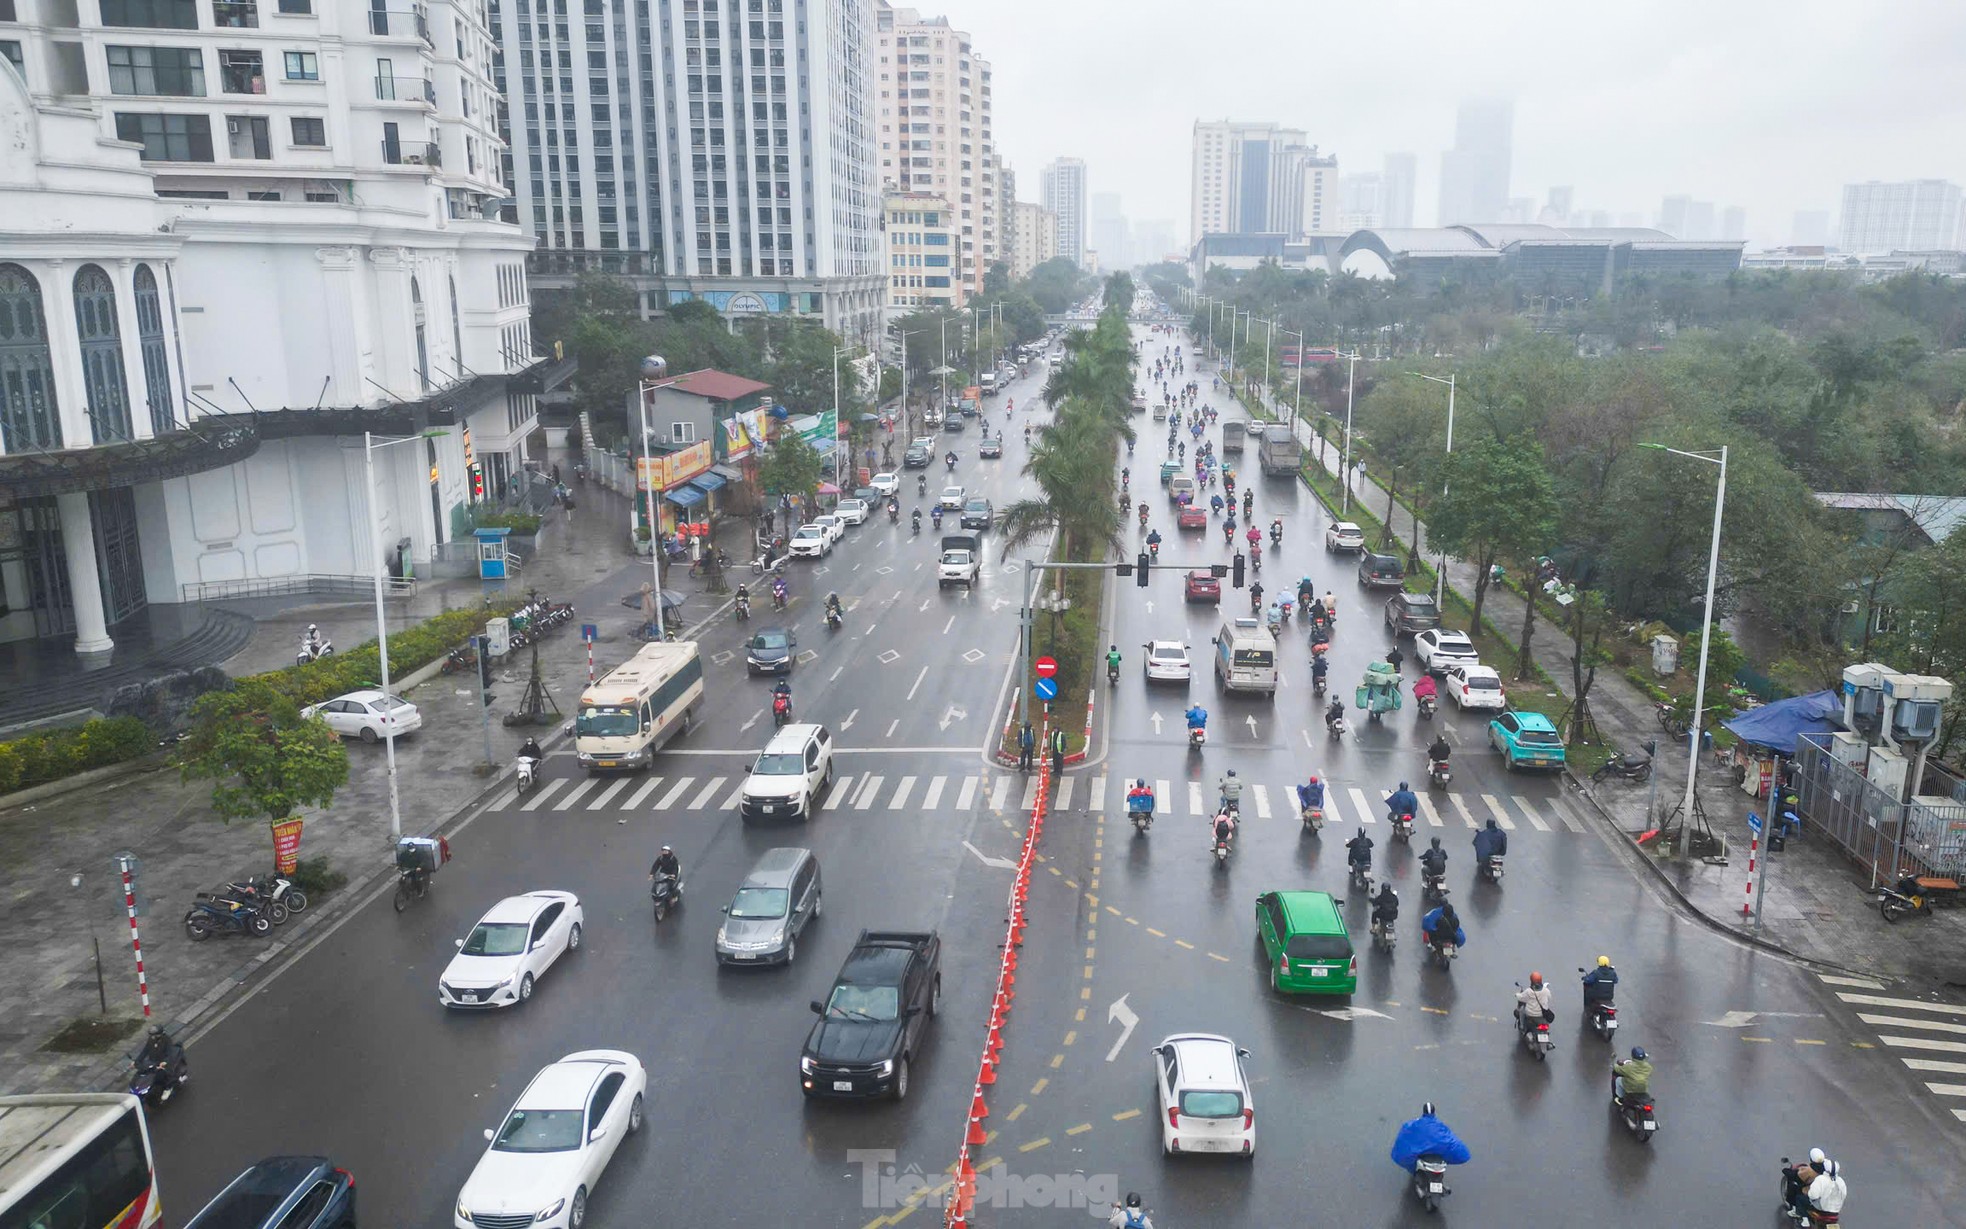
[1034,656,1059,678]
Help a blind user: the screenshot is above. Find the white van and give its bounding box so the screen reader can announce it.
[575,641,705,771]
[1212,617,1278,699]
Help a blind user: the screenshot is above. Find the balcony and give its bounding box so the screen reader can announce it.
[381,138,442,167]
[212,0,259,27]
[375,75,435,104]
[368,6,431,43]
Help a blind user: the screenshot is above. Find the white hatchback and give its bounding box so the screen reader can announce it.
[834,499,868,526]
[1143,640,1192,684]
[440,891,584,1009]
[301,690,422,744]
[1152,1033,1255,1157]
[1444,662,1508,711]
[869,472,900,496]
[453,1050,645,1229]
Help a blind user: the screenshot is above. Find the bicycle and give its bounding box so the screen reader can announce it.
[393,867,430,913]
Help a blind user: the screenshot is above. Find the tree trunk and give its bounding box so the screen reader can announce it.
[1515,582,1538,681]
[1470,548,1494,635]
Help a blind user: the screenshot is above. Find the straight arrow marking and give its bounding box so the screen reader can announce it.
[1106,994,1139,1062]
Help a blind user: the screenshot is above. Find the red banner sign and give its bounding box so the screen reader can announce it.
[270,818,304,876]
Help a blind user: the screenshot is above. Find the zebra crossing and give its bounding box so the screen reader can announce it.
[1822,973,1966,1124]
[507,765,1588,833]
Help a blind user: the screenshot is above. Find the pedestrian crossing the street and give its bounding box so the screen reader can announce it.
[1822,974,1966,1123]
[510,764,1588,834]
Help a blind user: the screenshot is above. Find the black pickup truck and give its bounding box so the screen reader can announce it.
[800,929,942,1100]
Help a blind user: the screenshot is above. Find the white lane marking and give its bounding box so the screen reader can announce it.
[520,778,566,811]
[853,774,885,808]
[1879,1036,1966,1054]
[886,719,899,738]
[823,774,854,810]
[655,778,694,810]
[906,665,929,701]
[889,775,917,810]
[943,615,955,635]
[1021,777,1041,811]
[1923,1083,1966,1098]
[1859,1013,1966,1036]
[1348,787,1376,825]
[956,776,978,810]
[921,775,946,810]
[1155,779,1172,815]
[830,666,844,682]
[1480,794,1516,830]
[1819,974,1888,990]
[1547,796,1586,833]
[1417,795,1444,827]
[1836,993,1966,1015]
[1055,776,1075,810]
[555,779,598,810]
[1087,776,1107,813]
[1514,796,1550,832]
[624,778,664,809]
[990,776,1011,810]
[688,778,724,809]
[1449,793,1477,828]
[1249,784,1270,820]
[721,781,744,809]
[1903,1058,1966,1075]
[587,778,631,810]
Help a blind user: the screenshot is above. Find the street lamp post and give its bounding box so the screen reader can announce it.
[1638,443,1729,852]
[363,428,444,845]
[636,356,671,635]
[1262,319,1274,410]
[1409,371,1456,607]
[1339,351,1360,514]
[831,345,851,487]
[1282,328,1305,431]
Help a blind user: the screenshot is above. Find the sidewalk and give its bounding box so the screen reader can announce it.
[1210,351,1966,990]
[0,455,749,1094]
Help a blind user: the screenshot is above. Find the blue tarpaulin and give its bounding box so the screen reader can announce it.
[1722,689,1842,755]
[1390,1113,1472,1168]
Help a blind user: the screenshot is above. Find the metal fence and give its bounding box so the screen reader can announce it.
[181,574,416,603]
[1793,734,1966,885]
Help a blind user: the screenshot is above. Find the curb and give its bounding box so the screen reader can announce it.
[0,757,169,815]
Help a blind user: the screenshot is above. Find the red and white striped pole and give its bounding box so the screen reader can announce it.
[1741,828,1759,920]
[118,855,151,1018]
[585,631,595,685]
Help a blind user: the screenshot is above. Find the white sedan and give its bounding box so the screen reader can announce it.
[811,514,845,545]
[1444,662,1508,711]
[788,525,830,558]
[1143,640,1192,684]
[1413,628,1479,674]
[834,498,868,526]
[301,690,422,744]
[454,1050,645,1229]
[869,472,900,496]
[939,486,966,510]
[439,891,584,1008]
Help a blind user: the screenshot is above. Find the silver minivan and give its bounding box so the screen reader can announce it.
[715,846,822,966]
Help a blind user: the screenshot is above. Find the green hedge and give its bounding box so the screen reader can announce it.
[472,510,543,534]
[0,717,153,795]
[247,603,521,708]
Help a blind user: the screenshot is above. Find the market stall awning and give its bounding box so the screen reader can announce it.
[1723,690,1842,755]
[689,471,728,493]
[711,464,743,482]
[663,485,706,508]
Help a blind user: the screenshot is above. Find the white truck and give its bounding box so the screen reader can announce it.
[938,533,982,588]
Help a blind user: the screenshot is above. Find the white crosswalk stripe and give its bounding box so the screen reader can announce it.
[853,774,885,808]
[1835,992,1966,1015]
[520,778,566,811]
[1020,777,1040,811]
[555,779,597,810]
[1449,793,1477,827]
[624,778,665,809]
[1902,1058,1966,1075]
[1480,794,1515,830]
[1189,781,1206,815]
[1054,776,1075,810]
[587,778,631,810]
[1824,975,1966,1115]
[1251,784,1271,820]
[990,777,1011,811]
[956,776,977,810]
[1348,787,1375,825]
[1513,796,1549,832]
[656,777,694,809]
[1547,797,1586,833]
[721,781,744,809]
[688,778,724,810]
[920,775,945,810]
[823,774,854,810]
[1155,780,1172,815]
[1820,974,1887,990]
[889,775,916,810]
[1860,1013,1966,1036]
[1417,795,1443,827]
[1086,776,1107,812]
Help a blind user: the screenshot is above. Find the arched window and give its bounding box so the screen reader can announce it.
[411,275,429,391]
[0,263,63,453]
[133,265,176,435]
[73,264,133,444]
[448,273,463,379]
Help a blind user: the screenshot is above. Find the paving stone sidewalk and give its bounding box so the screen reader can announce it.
[1218,359,1966,990]
[0,457,749,1094]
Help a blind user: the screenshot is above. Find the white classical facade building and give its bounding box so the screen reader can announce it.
[0,0,552,653]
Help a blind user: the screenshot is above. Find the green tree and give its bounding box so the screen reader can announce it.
[1104,271,1136,317]
[180,680,351,829]
[1423,439,1559,637]
[983,261,1012,297]
[757,431,826,505]
[1023,257,1087,315]
[767,323,856,414]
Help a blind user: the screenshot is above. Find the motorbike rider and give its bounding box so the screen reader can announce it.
[1107,1192,1153,1229]
[1296,775,1325,815]
[1420,836,1448,880]
[1413,672,1438,708]
[1311,652,1330,689]
[735,582,751,609]
[824,592,844,623]
[1473,818,1508,872]
[1612,1046,1653,1102]
[1185,703,1208,737]
[945,450,958,470]
[1126,777,1155,811]
[1146,527,1163,556]
[911,507,922,533]
[301,623,324,656]
[1386,780,1419,824]
[1386,644,1406,673]
[1516,972,1555,1031]
[1106,644,1123,676]
[1426,733,1451,770]
[1323,591,1337,621]
[516,737,543,781]
[1211,807,1237,851]
[1371,881,1400,931]
[771,574,790,606]
[1784,1148,1847,1223]
[135,1025,186,1088]
[1325,698,1347,731]
[1248,579,1264,614]
[649,845,681,885]
[1211,491,1225,516]
[918,474,928,495]
[1421,901,1464,956]
[771,678,793,714]
[1217,768,1243,813]
[1345,828,1374,877]
[1582,956,1620,1018]
[1298,577,1316,607]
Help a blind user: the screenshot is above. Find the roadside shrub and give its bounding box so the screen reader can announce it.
[287,856,348,900]
[248,604,519,708]
[472,510,543,535]
[0,717,154,795]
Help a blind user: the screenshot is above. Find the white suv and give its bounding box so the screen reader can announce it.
[740,724,834,822]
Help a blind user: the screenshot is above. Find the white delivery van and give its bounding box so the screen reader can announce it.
[1212,617,1278,699]
[575,641,705,771]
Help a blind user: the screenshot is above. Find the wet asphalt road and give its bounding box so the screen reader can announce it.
[146,326,1964,1227]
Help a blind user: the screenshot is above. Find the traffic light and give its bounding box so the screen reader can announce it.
[470,465,484,500]
[476,639,494,702]
[1232,552,1245,589]
[1136,552,1150,587]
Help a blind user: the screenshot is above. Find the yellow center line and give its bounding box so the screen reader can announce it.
[1851,1041,1875,1049]
[1064,879,1079,889]
[1795,1038,1827,1046]
[1106,905,1122,917]
[1124,916,1139,925]
[1047,866,1062,876]
[1422,1006,1449,1016]
[1174,939,1195,950]
[1112,1108,1143,1121]
[1208,952,1230,963]
[1090,877,1101,889]
[1066,1123,1093,1136]
[1087,927,1097,941]
[862,1216,891,1229]
[1006,1103,1028,1121]
[1081,987,1092,1000]
[1743,1037,1773,1043]
[1086,946,1096,959]
[1030,1077,1048,1096]
[1075,1007,1087,1022]
[1083,965,1094,979]
[1063,1030,1078,1046]
[1049,1054,1064,1069]
[1147,927,1167,937]
[1019,1137,1051,1153]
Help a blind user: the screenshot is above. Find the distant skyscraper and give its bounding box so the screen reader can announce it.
[1720,206,1747,243]
[1683,200,1716,242]
[1658,196,1692,238]
[1041,157,1089,267]
[1436,99,1513,224]
[1010,201,1059,278]
[1790,209,1830,248]
[1091,192,1130,272]
[1339,173,1385,231]
[1839,180,1964,253]
[1540,186,1574,226]
[1133,220,1177,265]
[1382,153,1417,228]
[1189,121,1332,242]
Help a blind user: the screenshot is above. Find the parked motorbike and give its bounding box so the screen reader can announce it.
[219,876,289,926]
[440,643,479,675]
[1614,1071,1658,1143]
[1410,1157,1451,1213]
[1592,751,1654,786]
[1514,994,1557,1061]
[1878,874,1938,923]
[184,893,272,941]
[651,873,684,923]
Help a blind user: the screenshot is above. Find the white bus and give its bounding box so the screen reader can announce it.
[0,1093,163,1229]
[574,641,705,772]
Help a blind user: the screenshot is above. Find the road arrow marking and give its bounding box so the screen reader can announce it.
[740,710,762,731]
[963,841,1016,870]
[1150,712,1163,734]
[1245,714,1260,737]
[920,598,931,611]
[840,709,859,731]
[1317,1006,1394,1022]
[1145,601,1154,614]
[1106,994,1139,1062]
[992,597,1014,612]
[939,704,968,730]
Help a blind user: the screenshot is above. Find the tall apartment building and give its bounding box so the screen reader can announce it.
[996,161,1015,271]
[1190,120,1334,243]
[1381,152,1416,228]
[1300,147,1336,234]
[1010,200,1057,278]
[1040,155,1086,267]
[0,0,551,654]
[495,0,884,345]
[1436,99,1512,225]
[872,2,994,300]
[881,190,957,310]
[1839,180,1964,254]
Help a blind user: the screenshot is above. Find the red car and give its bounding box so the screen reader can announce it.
[1178,505,1208,531]
[1184,570,1221,604]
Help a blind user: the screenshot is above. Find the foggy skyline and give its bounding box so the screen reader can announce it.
[952,0,1966,250]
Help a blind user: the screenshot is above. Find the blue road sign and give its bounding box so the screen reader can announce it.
[581,623,598,641]
[1033,677,1059,701]
[1746,811,1762,833]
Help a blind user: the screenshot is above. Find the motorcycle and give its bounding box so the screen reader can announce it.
[1369,915,1397,950]
[1579,974,1619,1039]
[750,551,788,577]
[946,455,957,472]
[1312,672,1328,697]
[1148,540,1160,559]
[129,1037,187,1107]
[735,594,751,622]
[219,876,289,926]
[1410,1157,1451,1213]
[1138,506,1150,528]
[1430,937,1459,971]
[651,873,684,923]
[1212,830,1234,866]
[911,515,922,537]
[516,755,540,796]
[1514,994,1557,1061]
[1326,712,1346,741]
[1127,798,1154,835]
[295,635,335,666]
[1269,520,1283,547]
[771,583,789,612]
[1279,598,1293,622]
[440,643,479,675]
[1108,660,1121,686]
[825,605,843,632]
[1300,804,1324,832]
[184,893,272,941]
[1389,812,1415,843]
[1188,724,1207,749]
[1614,1071,1658,1143]
[1422,869,1449,904]
[1878,877,1937,923]
[1348,862,1372,892]
[772,691,794,727]
[1428,757,1452,789]
[1417,694,1437,720]
[888,504,900,524]
[1592,751,1654,786]
[1479,856,1506,884]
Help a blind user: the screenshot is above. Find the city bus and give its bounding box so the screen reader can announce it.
[574,640,704,772]
[0,1093,162,1229]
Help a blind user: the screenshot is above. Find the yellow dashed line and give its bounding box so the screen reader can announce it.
[1006,1103,1027,1121]
[1090,877,1100,889]
[1066,1123,1093,1136]
[1031,1078,1048,1096]
[1064,879,1079,889]
[1087,927,1097,941]
[1147,927,1166,937]
[1095,838,1103,850]
[1796,1038,1827,1046]
[1083,965,1094,980]
[1106,905,1122,917]
[1086,946,1096,959]
[1047,866,1062,876]
[1851,1041,1875,1049]
[1422,1006,1449,1016]
[1174,939,1195,950]
[862,1216,890,1229]
[1075,1007,1087,1023]
[1743,1037,1773,1044]
[1019,1137,1051,1153]
[1086,893,1100,907]
[1112,1108,1142,1121]
[1049,1054,1064,1069]
[1081,987,1092,1000]
[1208,952,1230,963]
[1064,1030,1078,1046]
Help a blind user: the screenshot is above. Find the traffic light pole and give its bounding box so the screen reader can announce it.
[1017,559,1133,734]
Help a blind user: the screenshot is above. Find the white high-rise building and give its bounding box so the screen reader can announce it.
[881,190,958,311]
[1339,173,1385,231]
[1190,120,1331,243]
[1301,148,1337,234]
[1839,180,1964,254]
[1010,201,1058,278]
[1041,156,1086,267]
[0,0,549,653]
[497,0,885,344]
[1436,99,1512,225]
[873,3,996,300]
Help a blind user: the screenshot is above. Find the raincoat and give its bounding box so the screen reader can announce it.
[1390,1112,1472,1169]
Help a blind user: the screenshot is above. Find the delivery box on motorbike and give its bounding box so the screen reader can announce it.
[396,836,440,873]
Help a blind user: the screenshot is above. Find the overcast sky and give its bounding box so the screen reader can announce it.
[945,0,1966,249]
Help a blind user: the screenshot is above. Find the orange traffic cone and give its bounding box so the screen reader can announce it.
[978,1055,996,1085]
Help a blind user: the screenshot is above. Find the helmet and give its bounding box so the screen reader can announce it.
[1137,778,1146,788]
[1307,775,1319,785]
[1422,1101,1436,1117]
[1597,955,1612,967]
[149,1024,166,1038]
[1398,781,1410,791]
[1529,972,1543,988]
[1430,837,1442,850]
[660,845,673,854]
[307,623,318,633]
[1808,1147,1826,1167]
[1226,768,1237,777]
[1630,1046,1648,1061]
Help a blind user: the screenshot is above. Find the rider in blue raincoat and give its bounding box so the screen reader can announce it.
[1390,1102,1472,1171]
[1185,704,1208,734]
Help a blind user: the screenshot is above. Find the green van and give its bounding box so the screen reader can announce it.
[1255,890,1357,995]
